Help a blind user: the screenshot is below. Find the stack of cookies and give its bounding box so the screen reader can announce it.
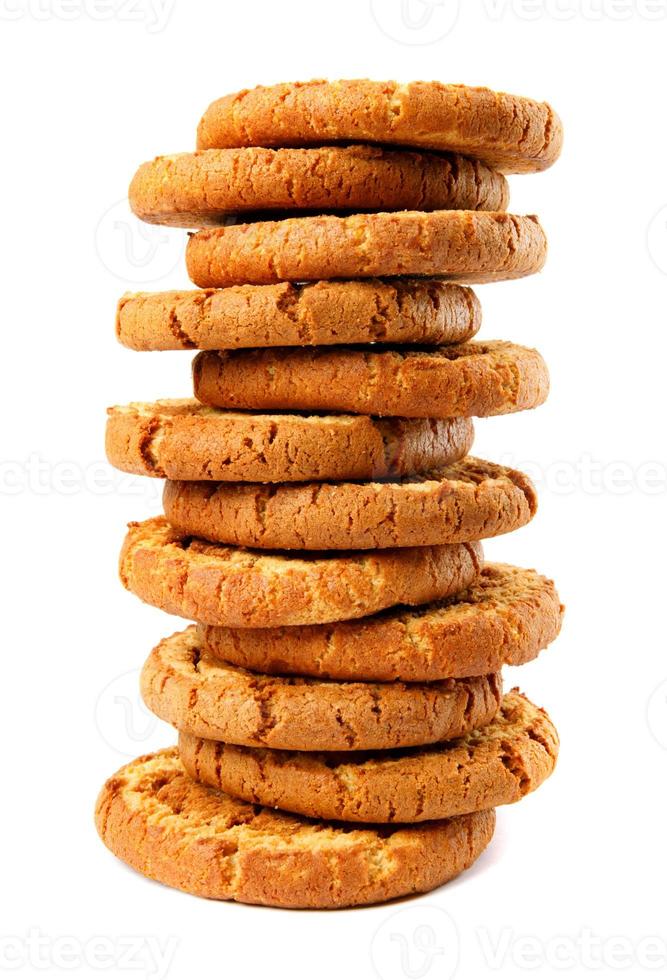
[96,80,564,910]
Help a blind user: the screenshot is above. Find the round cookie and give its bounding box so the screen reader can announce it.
[200,564,563,681]
[163,457,537,551]
[193,341,549,419]
[106,400,474,483]
[197,79,563,174]
[116,280,482,351]
[186,211,547,288]
[129,146,509,227]
[179,690,557,823]
[120,517,483,628]
[95,749,495,908]
[142,627,502,751]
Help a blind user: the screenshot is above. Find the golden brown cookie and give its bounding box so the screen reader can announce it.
[193,341,549,419]
[116,280,481,351]
[106,400,474,483]
[197,79,563,174]
[186,211,547,287]
[95,749,495,908]
[200,564,563,681]
[142,626,502,751]
[120,517,483,628]
[179,690,557,823]
[163,457,537,551]
[129,146,508,227]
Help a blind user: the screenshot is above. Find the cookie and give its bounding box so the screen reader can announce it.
[186,211,547,287]
[142,626,502,751]
[179,690,557,823]
[129,146,508,227]
[163,457,537,551]
[120,517,483,628]
[193,341,549,419]
[95,749,495,908]
[197,79,563,174]
[200,564,563,682]
[106,400,474,483]
[116,280,481,351]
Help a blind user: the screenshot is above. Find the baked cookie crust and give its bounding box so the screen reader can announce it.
[95,748,495,908]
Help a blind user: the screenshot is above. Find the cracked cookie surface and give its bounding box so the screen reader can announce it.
[197,79,563,174]
[193,341,549,419]
[142,626,502,751]
[179,690,557,822]
[95,748,495,908]
[116,280,481,351]
[120,517,483,627]
[129,146,508,227]
[106,399,474,482]
[200,563,563,681]
[186,211,547,287]
[163,457,537,551]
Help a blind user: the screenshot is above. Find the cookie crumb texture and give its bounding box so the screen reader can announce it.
[162,457,537,551]
[185,211,547,287]
[200,563,564,682]
[179,690,558,823]
[129,146,508,227]
[105,399,474,483]
[119,516,483,627]
[116,280,481,351]
[141,626,502,751]
[196,80,563,174]
[193,341,549,419]
[95,749,495,908]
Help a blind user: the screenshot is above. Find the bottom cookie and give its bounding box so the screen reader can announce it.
[95,749,494,909]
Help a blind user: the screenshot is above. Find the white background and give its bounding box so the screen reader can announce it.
[1,1,666,978]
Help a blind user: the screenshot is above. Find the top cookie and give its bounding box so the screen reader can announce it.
[129,146,508,227]
[197,80,563,174]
